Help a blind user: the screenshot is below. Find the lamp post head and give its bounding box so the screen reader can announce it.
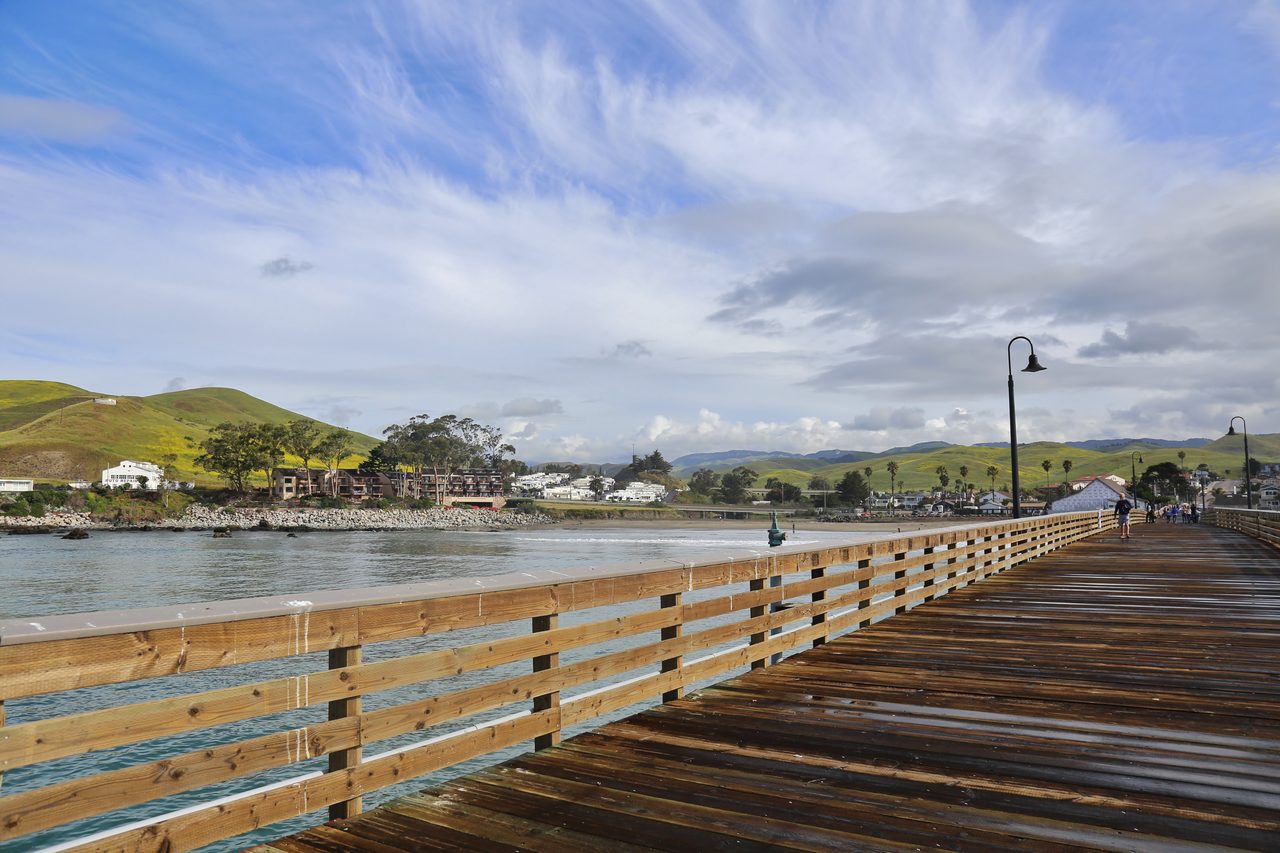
[1022,353,1046,373]
[1138,455,1143,464]
[1227,425,1236,436]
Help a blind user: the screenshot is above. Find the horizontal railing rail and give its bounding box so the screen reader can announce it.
[1,511,1119,852]
[1206,506,1280,548]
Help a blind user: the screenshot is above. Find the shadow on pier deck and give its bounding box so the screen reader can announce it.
[257,522,1280,852]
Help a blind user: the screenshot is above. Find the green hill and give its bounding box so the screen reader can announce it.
[0,381,378,484]
[754,436,1276,493]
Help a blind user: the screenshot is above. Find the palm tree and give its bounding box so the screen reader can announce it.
[958,465,969,502]
[886,461,899,513]
[986,465,998,496]
[864,466,873,494]
[1061,459,1073,490]
[1041,459,1052,487]
[935,465,950,497]
[1177,450,1186,472]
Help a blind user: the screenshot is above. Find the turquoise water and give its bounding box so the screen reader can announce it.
[1,524,874,852]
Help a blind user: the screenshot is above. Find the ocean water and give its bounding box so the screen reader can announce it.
[1,524,885,852]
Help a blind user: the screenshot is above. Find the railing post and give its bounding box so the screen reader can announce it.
[857,558,872,628]
[327,644,363,821]
[922,546,936,602]
[532,615,561,750]
[811,567,828,646]
[893,546,908,614]
[660,592,684,702]
[749,577,768,669]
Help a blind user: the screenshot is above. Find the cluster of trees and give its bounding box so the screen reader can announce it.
[687,465,759,504]
[192,420,357,496]
[364,414,519,503]
[612,451,675,488]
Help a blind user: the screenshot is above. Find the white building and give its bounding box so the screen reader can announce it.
[1048,477,1133,513]
[102,460,165,490]
[0,478,34,493]
[606,482,668,503]
[1260,484,1280,511]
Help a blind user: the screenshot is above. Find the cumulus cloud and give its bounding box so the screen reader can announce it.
[501,398,563,417]
[846,407,927,432]
[260,257,314,277]
[1077,321,1204,357]
[609,341,652,359]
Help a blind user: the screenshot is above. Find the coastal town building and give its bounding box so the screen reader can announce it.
[1048,477,1132,513]
[1260,484,1280,510]
[102,460,165,490]
[0,477,34,493]
[605,482,667,503]
[1069,474,1127,491]
[272,467,506,508]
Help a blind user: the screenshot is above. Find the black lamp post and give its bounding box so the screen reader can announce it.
[1007,336,1046,519]
[1227,417,1252,510]
[1130,451,1143,501]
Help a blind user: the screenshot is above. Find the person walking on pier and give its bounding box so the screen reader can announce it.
[1114,496,1133,540]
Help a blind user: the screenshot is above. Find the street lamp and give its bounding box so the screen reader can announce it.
[1130,452,1143,501]
[1007,336,1047,519]
[1227,417,1252,510]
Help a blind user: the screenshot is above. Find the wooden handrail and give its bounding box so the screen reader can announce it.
[1206,506,1280,549]
[0,512,1120,851]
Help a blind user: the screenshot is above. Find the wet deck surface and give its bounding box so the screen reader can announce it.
[258,523,1280,851]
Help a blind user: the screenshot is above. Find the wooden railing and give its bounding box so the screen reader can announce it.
[1,511,1117,851]
[1207,506,1280,548]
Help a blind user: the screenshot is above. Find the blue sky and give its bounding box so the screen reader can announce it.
[2,1,1278,461]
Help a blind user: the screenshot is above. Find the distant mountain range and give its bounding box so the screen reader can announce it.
[672,438,1218,473]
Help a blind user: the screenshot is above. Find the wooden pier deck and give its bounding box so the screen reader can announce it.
[257,522,1280,852]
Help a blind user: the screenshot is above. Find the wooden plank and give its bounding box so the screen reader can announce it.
[56,710,559,853]
[1,606,676,772]
[0,609,359,701]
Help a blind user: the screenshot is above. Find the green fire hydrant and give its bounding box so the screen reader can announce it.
[767,511,786,547]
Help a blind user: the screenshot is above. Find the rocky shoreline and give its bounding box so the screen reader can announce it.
[2,505,555,533]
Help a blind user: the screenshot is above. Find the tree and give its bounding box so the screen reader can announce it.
[837,470,870,506]
[986,465,998,494]
[252,423,287,500]
[378,415,514,502]
[717,466,757,504]
[283,420,324,495]
[159,453,179,509]
[935,465,949,494]
[958,465,969,500]
[1177,450,1186,470]
[614,450,673,487]
[589,476,606,500]
[136,475,149,491]
[192,422,269,495]
[1061,459,1073,484]
[886,461,899,512]
[316,429,357,497]
[689,469,719,496]
[1041,459,1052,486]
[1140,462,1182,503]
[863,466,873,491]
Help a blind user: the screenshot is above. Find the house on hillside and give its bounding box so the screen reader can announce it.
[102,460,165,490]
[1048,477,1134,513]
[1069,474,1127,492]
[1260,484,1280,511]
[0,478,34,493]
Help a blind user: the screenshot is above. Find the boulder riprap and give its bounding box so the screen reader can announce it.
[1,505,553,532]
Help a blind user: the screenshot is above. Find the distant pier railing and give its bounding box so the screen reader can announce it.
[1,511,1117,852]
[1207,506,1280,548]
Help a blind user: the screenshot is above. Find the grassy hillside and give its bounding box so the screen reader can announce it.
[755,436,1277,493]
[0,380,377,484]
